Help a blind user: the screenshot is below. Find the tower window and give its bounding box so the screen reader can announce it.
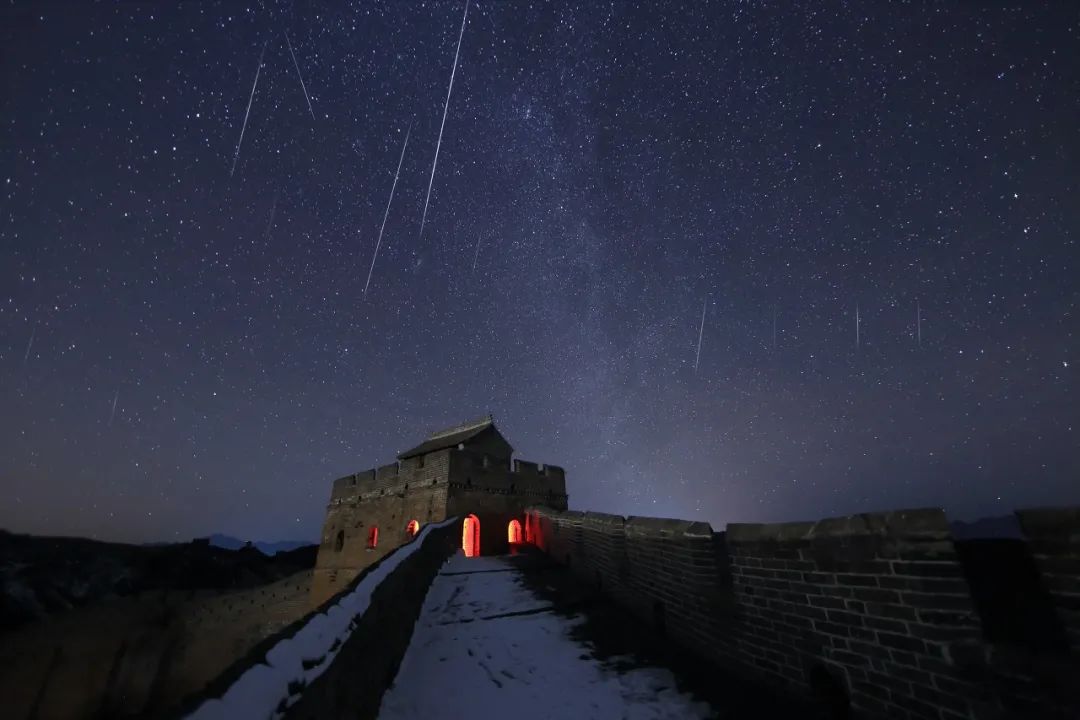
[367,527,379,549]
[334,530,344,552]
[508,519,523,544]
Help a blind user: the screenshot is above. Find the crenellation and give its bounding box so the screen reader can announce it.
[311,421,1079,719]
[312,419,564,606]
[526,503,1080,720]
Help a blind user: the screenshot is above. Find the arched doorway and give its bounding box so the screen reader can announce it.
[462,514,480,557]
[507,519,523,544]
[406,519,420,537]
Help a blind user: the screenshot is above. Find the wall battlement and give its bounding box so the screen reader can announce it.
[329,456,566,503]
[525,504,1080,720]
[312,419,567,607]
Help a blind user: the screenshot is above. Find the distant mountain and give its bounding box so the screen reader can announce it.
[207,533,315,556]
[949,515,1024,540]
[0,530,317,631]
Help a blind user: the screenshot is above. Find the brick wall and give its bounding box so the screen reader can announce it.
[525,504,1080,720]
[726,509,991,719]
[1015,508,1080,652]
[313,447,568,603]
[311,451,452,606]
[177,519,459,720]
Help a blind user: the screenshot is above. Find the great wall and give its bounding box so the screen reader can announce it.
[174,419,1078,720]
[3,420,1078,719]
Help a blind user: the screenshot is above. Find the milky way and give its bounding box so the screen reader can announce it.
[1,2,1077,543]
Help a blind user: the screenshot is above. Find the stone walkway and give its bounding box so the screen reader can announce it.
[378,553,714,720]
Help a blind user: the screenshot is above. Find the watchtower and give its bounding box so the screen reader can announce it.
[310,416,568,605]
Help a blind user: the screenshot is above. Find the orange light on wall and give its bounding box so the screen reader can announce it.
[507,519,523,544]
[462,514,480,557]
[367,526,379,548]
[406,519,420,537]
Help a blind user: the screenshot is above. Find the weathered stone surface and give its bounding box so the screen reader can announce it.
[311,419,568,606]
[527,502,1080,720]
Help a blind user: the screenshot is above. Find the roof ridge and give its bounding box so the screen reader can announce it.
[427,415,493,440]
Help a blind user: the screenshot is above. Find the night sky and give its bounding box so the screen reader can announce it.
[2,2,1077,544]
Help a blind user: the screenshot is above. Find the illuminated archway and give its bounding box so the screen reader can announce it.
[462,514,481,557]
[406,519,420,537]
[507,519,523,544]
[367,527,379,548]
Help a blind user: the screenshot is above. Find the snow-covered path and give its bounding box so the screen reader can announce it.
[378,553,713,720]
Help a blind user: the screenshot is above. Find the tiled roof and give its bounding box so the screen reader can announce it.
[397,416,497,459]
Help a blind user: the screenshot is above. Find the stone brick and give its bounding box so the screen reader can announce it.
[863,615,909,634]
[836,574,880,587]
[891,560,964,578]
[883,661,932,687]
[865,602,918,621]
[808,595,847,610]
[813,621,851,637]
[851,587,902,604]
[900,592,975,611]
[877,632,928,654]
[825,609,866,627]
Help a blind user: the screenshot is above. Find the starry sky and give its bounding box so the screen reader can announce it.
[1,2,1077,544]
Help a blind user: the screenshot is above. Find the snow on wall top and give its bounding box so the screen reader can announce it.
[184,517,456,720]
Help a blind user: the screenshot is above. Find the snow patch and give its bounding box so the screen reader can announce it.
[185,517,456,720]
[379,554,712,719]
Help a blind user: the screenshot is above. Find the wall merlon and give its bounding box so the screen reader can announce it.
[514,459,538,474]
[375,462,400,482]
[330,469,377,500]
[583,511,625,529]
[727,508,951,545]
[1015,506,1080,546]
[524,501,1080,720]
[626,515,714,538]
[540,464,565,478]
[727,520,817,543]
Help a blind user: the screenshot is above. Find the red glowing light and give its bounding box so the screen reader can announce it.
[462,514,480,557]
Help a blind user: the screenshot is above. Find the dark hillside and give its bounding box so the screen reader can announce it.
[0,529,316,631]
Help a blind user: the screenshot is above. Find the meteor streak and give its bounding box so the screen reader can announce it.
[856,302,861,349]
[916,299,922,347]
[23,328,34,364]
[695,299,707,373]
[284,32,316,124]
[265,188,280,242]
[365,125,412,295]
[230,40,268,177]
[418,0,469,241]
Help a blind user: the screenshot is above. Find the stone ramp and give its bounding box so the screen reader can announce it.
[378,553,714,720]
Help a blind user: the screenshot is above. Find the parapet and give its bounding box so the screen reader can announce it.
[512,460,565,478]
[1016,506,1080,547]
[375,463,399,483]
[726,507,950,543]
[582,511,625,529]
[625,515,714,539]
[513,460,538,474]
[330,470,376,500]
[524,502,1080,720]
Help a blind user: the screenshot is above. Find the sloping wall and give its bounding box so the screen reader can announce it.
[178,518,459,720]
[525,505,1080,720]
